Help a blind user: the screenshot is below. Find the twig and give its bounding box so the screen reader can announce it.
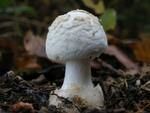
[97,59,125,76]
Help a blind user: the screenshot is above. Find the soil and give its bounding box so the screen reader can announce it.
[0,64,150,113]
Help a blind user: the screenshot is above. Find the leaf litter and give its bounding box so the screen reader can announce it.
[0,63,150,113]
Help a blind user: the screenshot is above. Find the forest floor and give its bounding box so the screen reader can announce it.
[0,63,150,113]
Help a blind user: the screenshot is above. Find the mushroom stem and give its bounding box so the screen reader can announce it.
[61,59,93,90]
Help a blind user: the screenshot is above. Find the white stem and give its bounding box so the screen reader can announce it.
[61,59,93,90]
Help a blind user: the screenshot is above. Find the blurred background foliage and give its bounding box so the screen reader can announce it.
[0,0,149,37]
[0,0,150,74]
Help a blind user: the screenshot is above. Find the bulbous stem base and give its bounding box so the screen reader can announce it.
[49,59,104,108]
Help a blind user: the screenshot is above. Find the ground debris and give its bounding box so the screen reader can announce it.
[103,73,150,113]
[0,71,54,113]
[0,67,150,113]
[12,102,34,113]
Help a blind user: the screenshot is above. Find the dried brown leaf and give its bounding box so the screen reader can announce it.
[12,102,34,113]
[105,45,137,70]
[24,30,46,57]
[16,55,40,69]
[131,33,150,63]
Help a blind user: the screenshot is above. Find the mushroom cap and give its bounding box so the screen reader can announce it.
[46,9,108,62]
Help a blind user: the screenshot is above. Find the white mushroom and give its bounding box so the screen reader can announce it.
[46,9,108,108]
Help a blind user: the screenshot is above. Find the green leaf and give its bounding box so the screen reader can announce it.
[14,6,37,16]
[0,0,14,8]
[82,0,105,14]
[100,9,117,31]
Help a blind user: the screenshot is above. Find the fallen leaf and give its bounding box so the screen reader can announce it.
[100,9,117,31]
[12,102,34,113]
[131,33,150,63]
[82,0,105,14]
[105,45,138,70]
[24,30,46,58]
[16,55,40,69]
